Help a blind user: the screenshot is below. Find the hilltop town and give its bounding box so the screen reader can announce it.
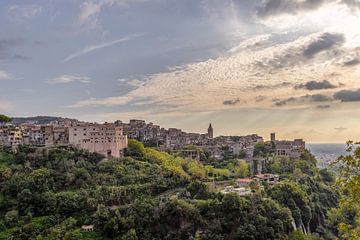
[0,116,305,174]
[0,115,349,240]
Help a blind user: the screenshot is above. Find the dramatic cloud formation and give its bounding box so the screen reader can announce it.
[2,0,360,142]
[303,33,344,58]
[334,89,360,102]
[295,80,338,90]
[255,32,345,70]
[47,75,91,84]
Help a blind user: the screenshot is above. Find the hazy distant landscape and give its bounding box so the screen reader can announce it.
[307,144,348,169]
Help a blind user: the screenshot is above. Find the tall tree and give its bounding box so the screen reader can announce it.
[0,114,11,125]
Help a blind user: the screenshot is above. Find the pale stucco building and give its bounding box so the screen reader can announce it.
[68,123,128,158]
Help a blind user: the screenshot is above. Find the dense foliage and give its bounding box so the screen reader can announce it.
[328,141,360,239]
[0,115,11,124]
[0,140,344,239]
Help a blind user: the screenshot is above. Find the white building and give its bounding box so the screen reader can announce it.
[68,123,128,158]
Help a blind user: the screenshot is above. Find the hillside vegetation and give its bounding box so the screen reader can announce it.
[0,140,346,239]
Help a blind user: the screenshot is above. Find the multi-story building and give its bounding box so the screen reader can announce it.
[272,133,305,159]
[68,123,128,158]
[0,127,22,148]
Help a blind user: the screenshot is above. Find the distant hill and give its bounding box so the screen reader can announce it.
[11,116,79,125]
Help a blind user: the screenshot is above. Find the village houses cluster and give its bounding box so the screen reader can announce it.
[0,118,305,162]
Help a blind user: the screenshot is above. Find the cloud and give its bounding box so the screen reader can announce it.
[66,29,358,113]
[117,78,145,87]
[63,34,143,62]
[310,94,332,102]
[316,104,331,109]
[223,98,240,105]
[47,75,91,84]
[343,58,360,66]
[335,127,347,131]
[255,32,345,70]
[341,49,360,66]
[0,70,11,80]
[68,96,132,108]
[341,0,360,9]
[273,93,332,106]
[256,0,327,18]
[253,82,291,90]
[8,4,42,22]
[334,89,360,102]
[302,33,345,59]
[78,0,143,27]
[295,80,338,90]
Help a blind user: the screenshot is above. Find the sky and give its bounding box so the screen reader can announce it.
[1,0,360,143]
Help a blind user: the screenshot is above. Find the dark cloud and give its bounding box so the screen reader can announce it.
[254,81,291,90]
[255,32,344,71]
[309,94,332,102]
[256,0,326,18]
[334,89,360,102]
[303,33,345,58]
[273,97,296,106]
[273,93,332,106]
[316,104,331,109]
[295,80,337,90]
[343,58,360,66]
[223,98,240,105]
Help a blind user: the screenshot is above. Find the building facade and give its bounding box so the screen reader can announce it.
[68,123,128,158]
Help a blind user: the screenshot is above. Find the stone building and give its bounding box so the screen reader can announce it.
[275,137,305,159]
[0,127,22,148]
[68,123,128,158]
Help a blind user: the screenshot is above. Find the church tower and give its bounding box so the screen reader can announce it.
[208,123,213,139]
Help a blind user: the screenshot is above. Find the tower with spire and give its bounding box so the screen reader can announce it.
[207,123,213,139]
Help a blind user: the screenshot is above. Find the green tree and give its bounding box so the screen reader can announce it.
[234,160,250,178]
[333,141,360,239]
[0,114,11,124]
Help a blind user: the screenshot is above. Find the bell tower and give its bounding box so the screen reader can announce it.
[208,123,213,139]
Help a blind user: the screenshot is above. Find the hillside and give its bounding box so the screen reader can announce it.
[0,140,345,240]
